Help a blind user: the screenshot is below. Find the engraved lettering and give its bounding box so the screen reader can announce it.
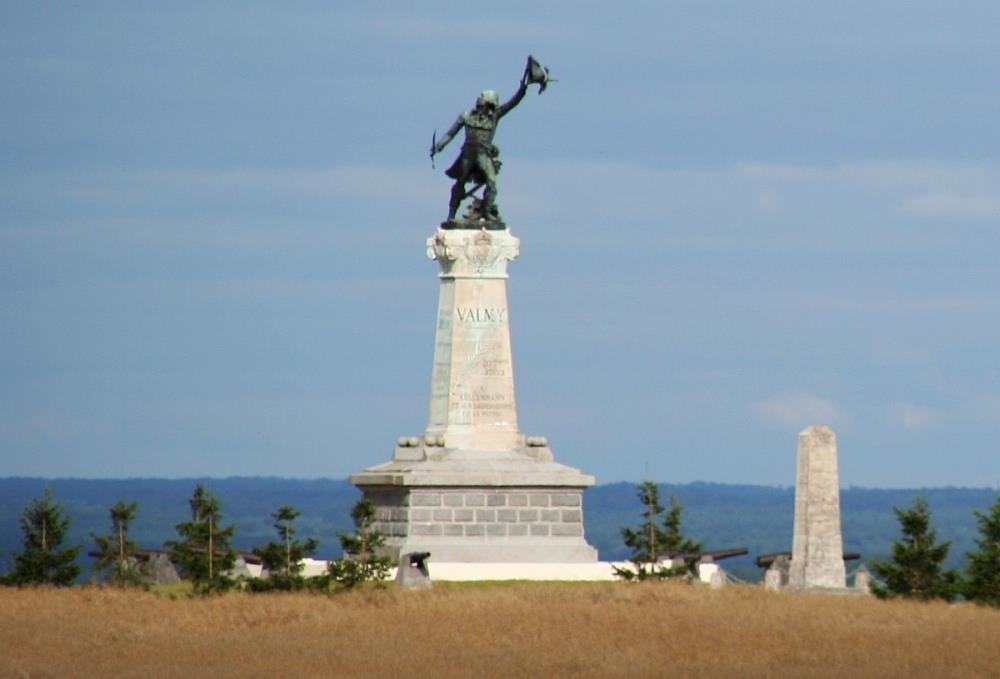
[456,307,506,323]
[481,358,509,377]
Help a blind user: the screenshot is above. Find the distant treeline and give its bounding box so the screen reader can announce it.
[0,477,995,582]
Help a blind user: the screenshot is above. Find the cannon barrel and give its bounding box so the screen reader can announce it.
[755,551,861,568]
[668,547,749,562]
[88,547,264,564]
[408,552,431,568]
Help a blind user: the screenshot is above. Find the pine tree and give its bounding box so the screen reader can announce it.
[870,497,958,601]
[621,481,666,566]
[2,488,81,587]
[614,481,702,581]
[327,497,392,590]
[250,505,319,591]
[166,485,237,594]
[963,493,1000,606]
[91,501,141,587]
[661,493,703,556]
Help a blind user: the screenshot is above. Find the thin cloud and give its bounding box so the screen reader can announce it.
[145,166,439,203]
[506,158,1000,229]
[26,159,1000,242]
[958,393,1000,427]
[750,392,847,431]
[887,401,942,431]
[900,191,1000,221]
[372,16,549,42]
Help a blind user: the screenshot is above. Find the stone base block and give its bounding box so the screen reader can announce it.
[353,484,598,563]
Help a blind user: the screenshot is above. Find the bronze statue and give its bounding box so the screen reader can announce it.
[430,56,552,227]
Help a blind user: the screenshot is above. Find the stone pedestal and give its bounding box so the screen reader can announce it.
[764,555,790,591]
[350,226,598,563]
[789,425,847,589]
[852,564,872,594]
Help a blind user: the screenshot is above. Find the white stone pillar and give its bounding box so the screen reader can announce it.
[789,425,847,589]
[425,228,522,451]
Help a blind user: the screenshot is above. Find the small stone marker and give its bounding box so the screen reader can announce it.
[852,564,872,594]
[706,567,726,589]
[789,425,847,590]
[764,555,790,591]
[229,555,253,580]
[396,552,433,589]
[138,552,180,586]
[696,556,727,588]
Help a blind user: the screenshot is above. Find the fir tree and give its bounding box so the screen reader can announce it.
[250,505,319,591]
[614,481,702,581]
[166,485,237,594]
[661,493,703,556]
[2,488,81,587]
[327,497,392,590]
[870,497,958,601]
[91,500,141,587]
[963,493,1000,606]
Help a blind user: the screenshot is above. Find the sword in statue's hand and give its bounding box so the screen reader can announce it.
[430,130,437,169]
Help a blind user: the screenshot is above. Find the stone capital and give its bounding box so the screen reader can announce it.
[427,228,520,279]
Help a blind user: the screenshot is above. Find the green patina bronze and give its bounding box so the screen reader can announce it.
[430,56,552,227]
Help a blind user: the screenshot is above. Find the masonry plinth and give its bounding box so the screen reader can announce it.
[351,227,598,563]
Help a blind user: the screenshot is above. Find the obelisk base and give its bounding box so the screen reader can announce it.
[351,447,598,563]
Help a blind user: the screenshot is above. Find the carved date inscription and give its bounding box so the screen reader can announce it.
[481,358,508,377]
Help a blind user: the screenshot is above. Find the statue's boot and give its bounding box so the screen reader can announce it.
[482,185,498,219]
[447,185,464,221]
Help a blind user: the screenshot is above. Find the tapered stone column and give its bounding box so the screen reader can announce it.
[425,228,522,452]
[351,226,598,563]
[789,425,847,589]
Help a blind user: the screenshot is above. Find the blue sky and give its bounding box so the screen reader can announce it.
[2,2,999,487]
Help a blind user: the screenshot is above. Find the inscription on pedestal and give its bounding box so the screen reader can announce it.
[457,307,506,323]
[454,390,512,423]
[449,302,515,427]
[425,231,521,444]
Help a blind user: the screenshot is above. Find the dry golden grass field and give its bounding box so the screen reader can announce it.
[2,582,999,678]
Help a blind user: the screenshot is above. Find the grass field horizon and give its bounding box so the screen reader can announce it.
[3,582,999,678]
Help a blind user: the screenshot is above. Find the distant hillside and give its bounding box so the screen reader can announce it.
[0,478,995,582]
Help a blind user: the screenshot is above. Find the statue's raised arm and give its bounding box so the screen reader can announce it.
[430,55,553,228]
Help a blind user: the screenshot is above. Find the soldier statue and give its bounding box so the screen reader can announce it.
[430,56,552,227]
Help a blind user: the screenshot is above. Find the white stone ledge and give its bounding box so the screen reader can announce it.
[350,472,596,488]
[304,559,725,583]
[412,562,622,581]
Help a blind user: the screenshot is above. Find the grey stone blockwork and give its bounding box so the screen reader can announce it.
[366,488,587,541]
